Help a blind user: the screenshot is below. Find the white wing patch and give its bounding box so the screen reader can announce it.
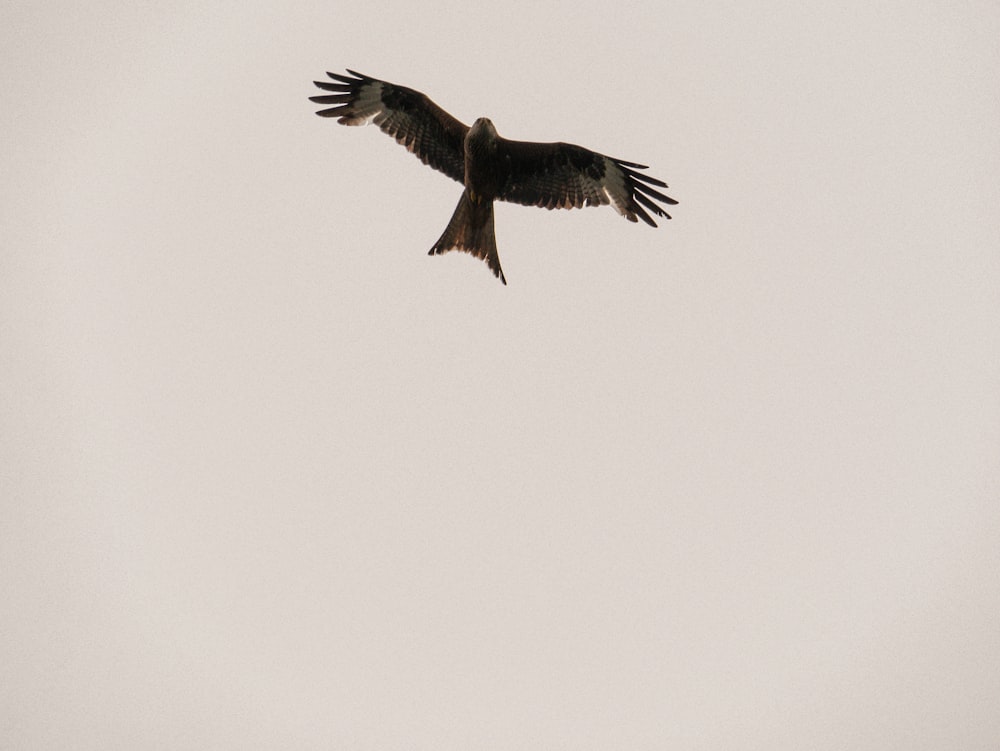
[338,81,384,126]
[600,157,638,222]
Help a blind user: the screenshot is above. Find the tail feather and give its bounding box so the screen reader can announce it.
[429,190,506,284]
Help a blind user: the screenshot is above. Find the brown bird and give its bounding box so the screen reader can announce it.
[310,70,678,284]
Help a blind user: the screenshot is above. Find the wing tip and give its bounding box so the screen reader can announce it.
[326,70,364,83]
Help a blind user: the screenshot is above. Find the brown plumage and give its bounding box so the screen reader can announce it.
[310,70,678,284]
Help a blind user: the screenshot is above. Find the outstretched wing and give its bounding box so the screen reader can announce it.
[310,70,468,184]
[496,140,678,226]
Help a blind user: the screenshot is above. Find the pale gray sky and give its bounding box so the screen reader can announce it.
[2,1,999,749]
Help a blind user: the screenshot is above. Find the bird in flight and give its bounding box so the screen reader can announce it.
[310,70,678,284]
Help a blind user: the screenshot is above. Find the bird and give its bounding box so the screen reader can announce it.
[309,70,677,285]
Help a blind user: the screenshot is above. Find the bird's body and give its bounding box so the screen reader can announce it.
[463,118,503,202]
[310,70,677,284]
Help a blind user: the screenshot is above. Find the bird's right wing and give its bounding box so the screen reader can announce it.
[496,139,677,226]
[310,70,469,185]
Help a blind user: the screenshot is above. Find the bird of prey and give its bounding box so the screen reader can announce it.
[310,70,677,284]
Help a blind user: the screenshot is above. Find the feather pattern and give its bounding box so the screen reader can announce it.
[495,141,678,225]
[310,70,468,183]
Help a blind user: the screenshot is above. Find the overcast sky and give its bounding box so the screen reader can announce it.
[2,2,999,749]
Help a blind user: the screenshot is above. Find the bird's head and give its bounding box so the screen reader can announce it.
[470,117,498,143]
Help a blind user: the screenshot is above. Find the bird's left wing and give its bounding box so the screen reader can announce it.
[310,70,469,184]
[495,139,677,226]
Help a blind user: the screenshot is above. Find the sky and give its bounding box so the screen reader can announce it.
[2,1,999,749]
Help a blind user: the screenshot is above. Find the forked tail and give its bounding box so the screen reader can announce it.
[429,190,506,284]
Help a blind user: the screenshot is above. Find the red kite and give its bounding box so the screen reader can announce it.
[310,70,677,284]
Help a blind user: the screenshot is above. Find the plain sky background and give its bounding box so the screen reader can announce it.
[2,1,999,749]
